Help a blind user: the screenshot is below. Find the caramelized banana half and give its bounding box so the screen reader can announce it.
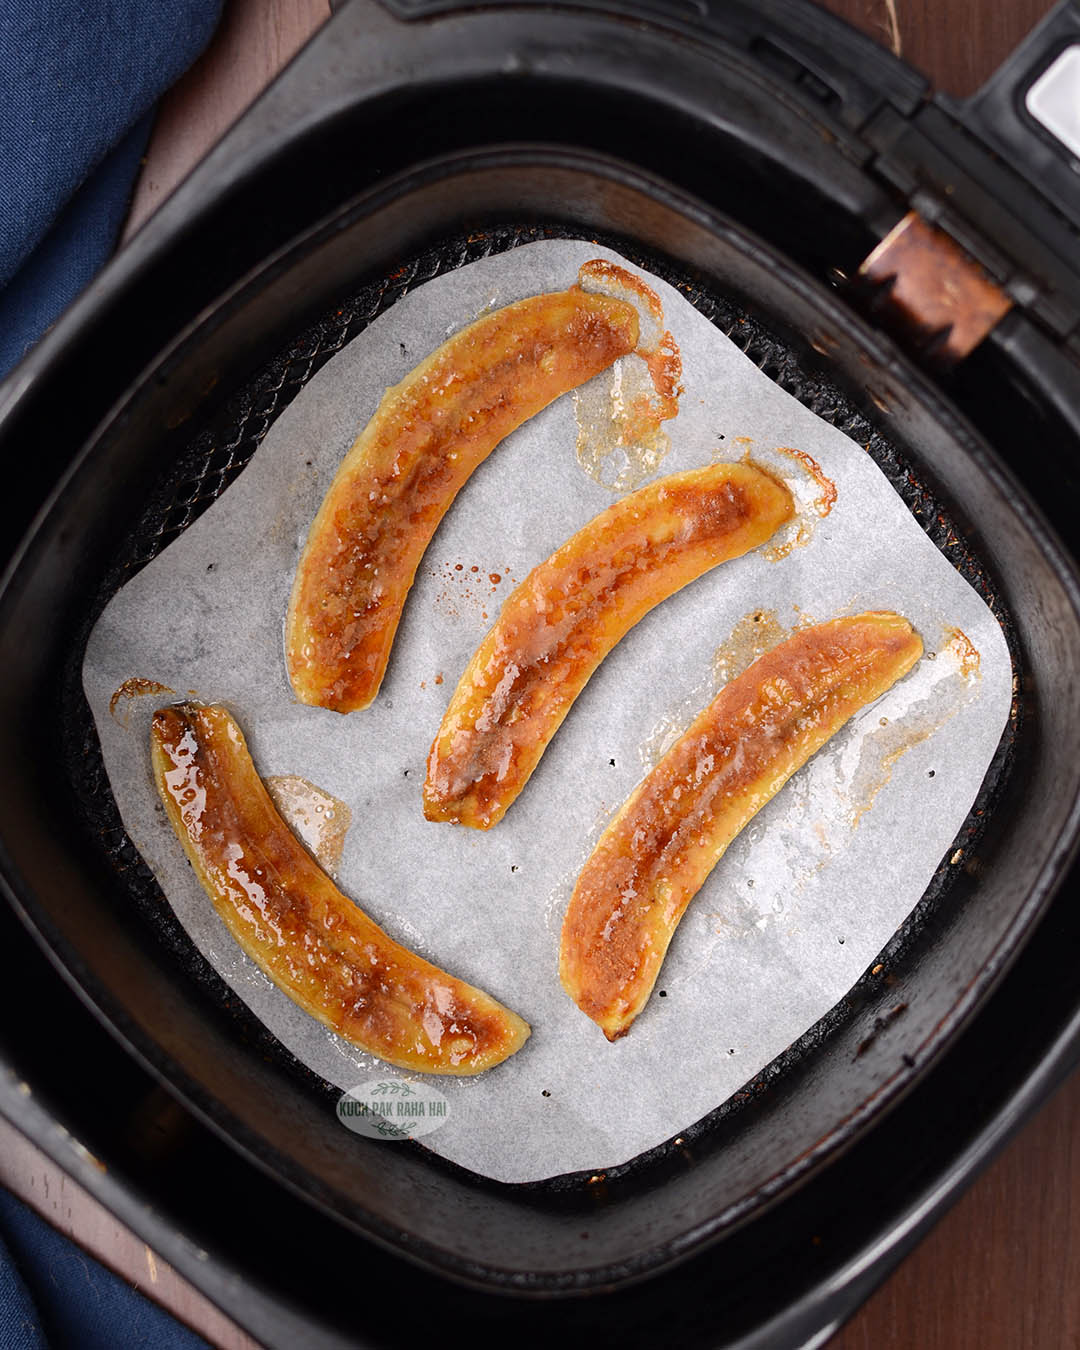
[151,702,530,1074]
[559,612,923,1040]
[286,286,640,713]
[424,463,794,830]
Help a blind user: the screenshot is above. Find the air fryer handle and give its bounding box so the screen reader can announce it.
[959,0,1080,227]
[374,0,930,128]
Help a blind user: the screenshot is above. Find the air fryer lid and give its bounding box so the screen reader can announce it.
[1,0,1079,1342]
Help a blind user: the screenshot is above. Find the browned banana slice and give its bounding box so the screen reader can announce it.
[286,286,640,712]
[559,613,923,1040]
[423,463,794,829]
[151,702,530,1074]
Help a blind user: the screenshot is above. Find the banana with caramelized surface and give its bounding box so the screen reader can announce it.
[286,284,640,713]
[423,462,794,829]
[559,612,923,1040]
[151,702,530,1074]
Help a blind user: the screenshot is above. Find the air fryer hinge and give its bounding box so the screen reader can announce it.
[856,211,1013,367]
[859,1,1080,362]
[375,0,1080,361]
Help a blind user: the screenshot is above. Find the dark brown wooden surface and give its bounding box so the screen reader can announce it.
[821,0,1058,95]
[6,3,1077,1349]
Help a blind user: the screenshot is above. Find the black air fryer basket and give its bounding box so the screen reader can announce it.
[2,2,1080,1346]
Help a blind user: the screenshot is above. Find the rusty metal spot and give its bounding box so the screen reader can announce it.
[859,211,1013,365]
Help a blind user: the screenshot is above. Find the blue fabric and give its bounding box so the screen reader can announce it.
[0,1222,48,1350]
[2,0,225,1323]
[0,0,224,377]
[0,113,155,376]
[0,1189,211,1350]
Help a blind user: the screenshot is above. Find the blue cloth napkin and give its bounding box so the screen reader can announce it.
[0,1189,211,1350]
[0,0,224,377]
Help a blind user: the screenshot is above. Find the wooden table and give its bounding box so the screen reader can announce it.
[6,2,1077,1347]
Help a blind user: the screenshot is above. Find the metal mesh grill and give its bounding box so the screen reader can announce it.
[62,223,1017,1188]
[102,224,978,589]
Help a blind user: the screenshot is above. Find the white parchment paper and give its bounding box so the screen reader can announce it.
[82,241,1012,1183]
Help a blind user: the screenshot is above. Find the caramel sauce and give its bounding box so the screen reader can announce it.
[739,445,837,563]
[574,369,671,491]
[578,259,665,323]
[772,446,837,517]
[574,260,684,492]
[431,560,515,619]
[637,609,793,771]
[943,625,981,680]
[712,609,789,687]
[843,638,975,832]
[761,527,810,563]
[642,332,683,423]
[109,677,174,725]
[264,775,352,878]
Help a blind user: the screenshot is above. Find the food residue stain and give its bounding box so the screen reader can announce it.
[706,887,784,941]
[830,629,980,834]
[431,561,514,619]
[943,626,981,681]
[761,526,810,563]
[543,797,629,938]
[773,446,837,518]
[579,258,664,325]
[847,723,942,830]
[663,616,986,930]
[446,291,499,335]
[720,445,836,562]
[574,259,684,492]
[638,681,714,771]
[712,609,789,687]
[109,677,175,726]
[265,775,352,878]
[638,610,805,771]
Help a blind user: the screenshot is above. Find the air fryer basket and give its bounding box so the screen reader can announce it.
[2,0,1080,1343]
